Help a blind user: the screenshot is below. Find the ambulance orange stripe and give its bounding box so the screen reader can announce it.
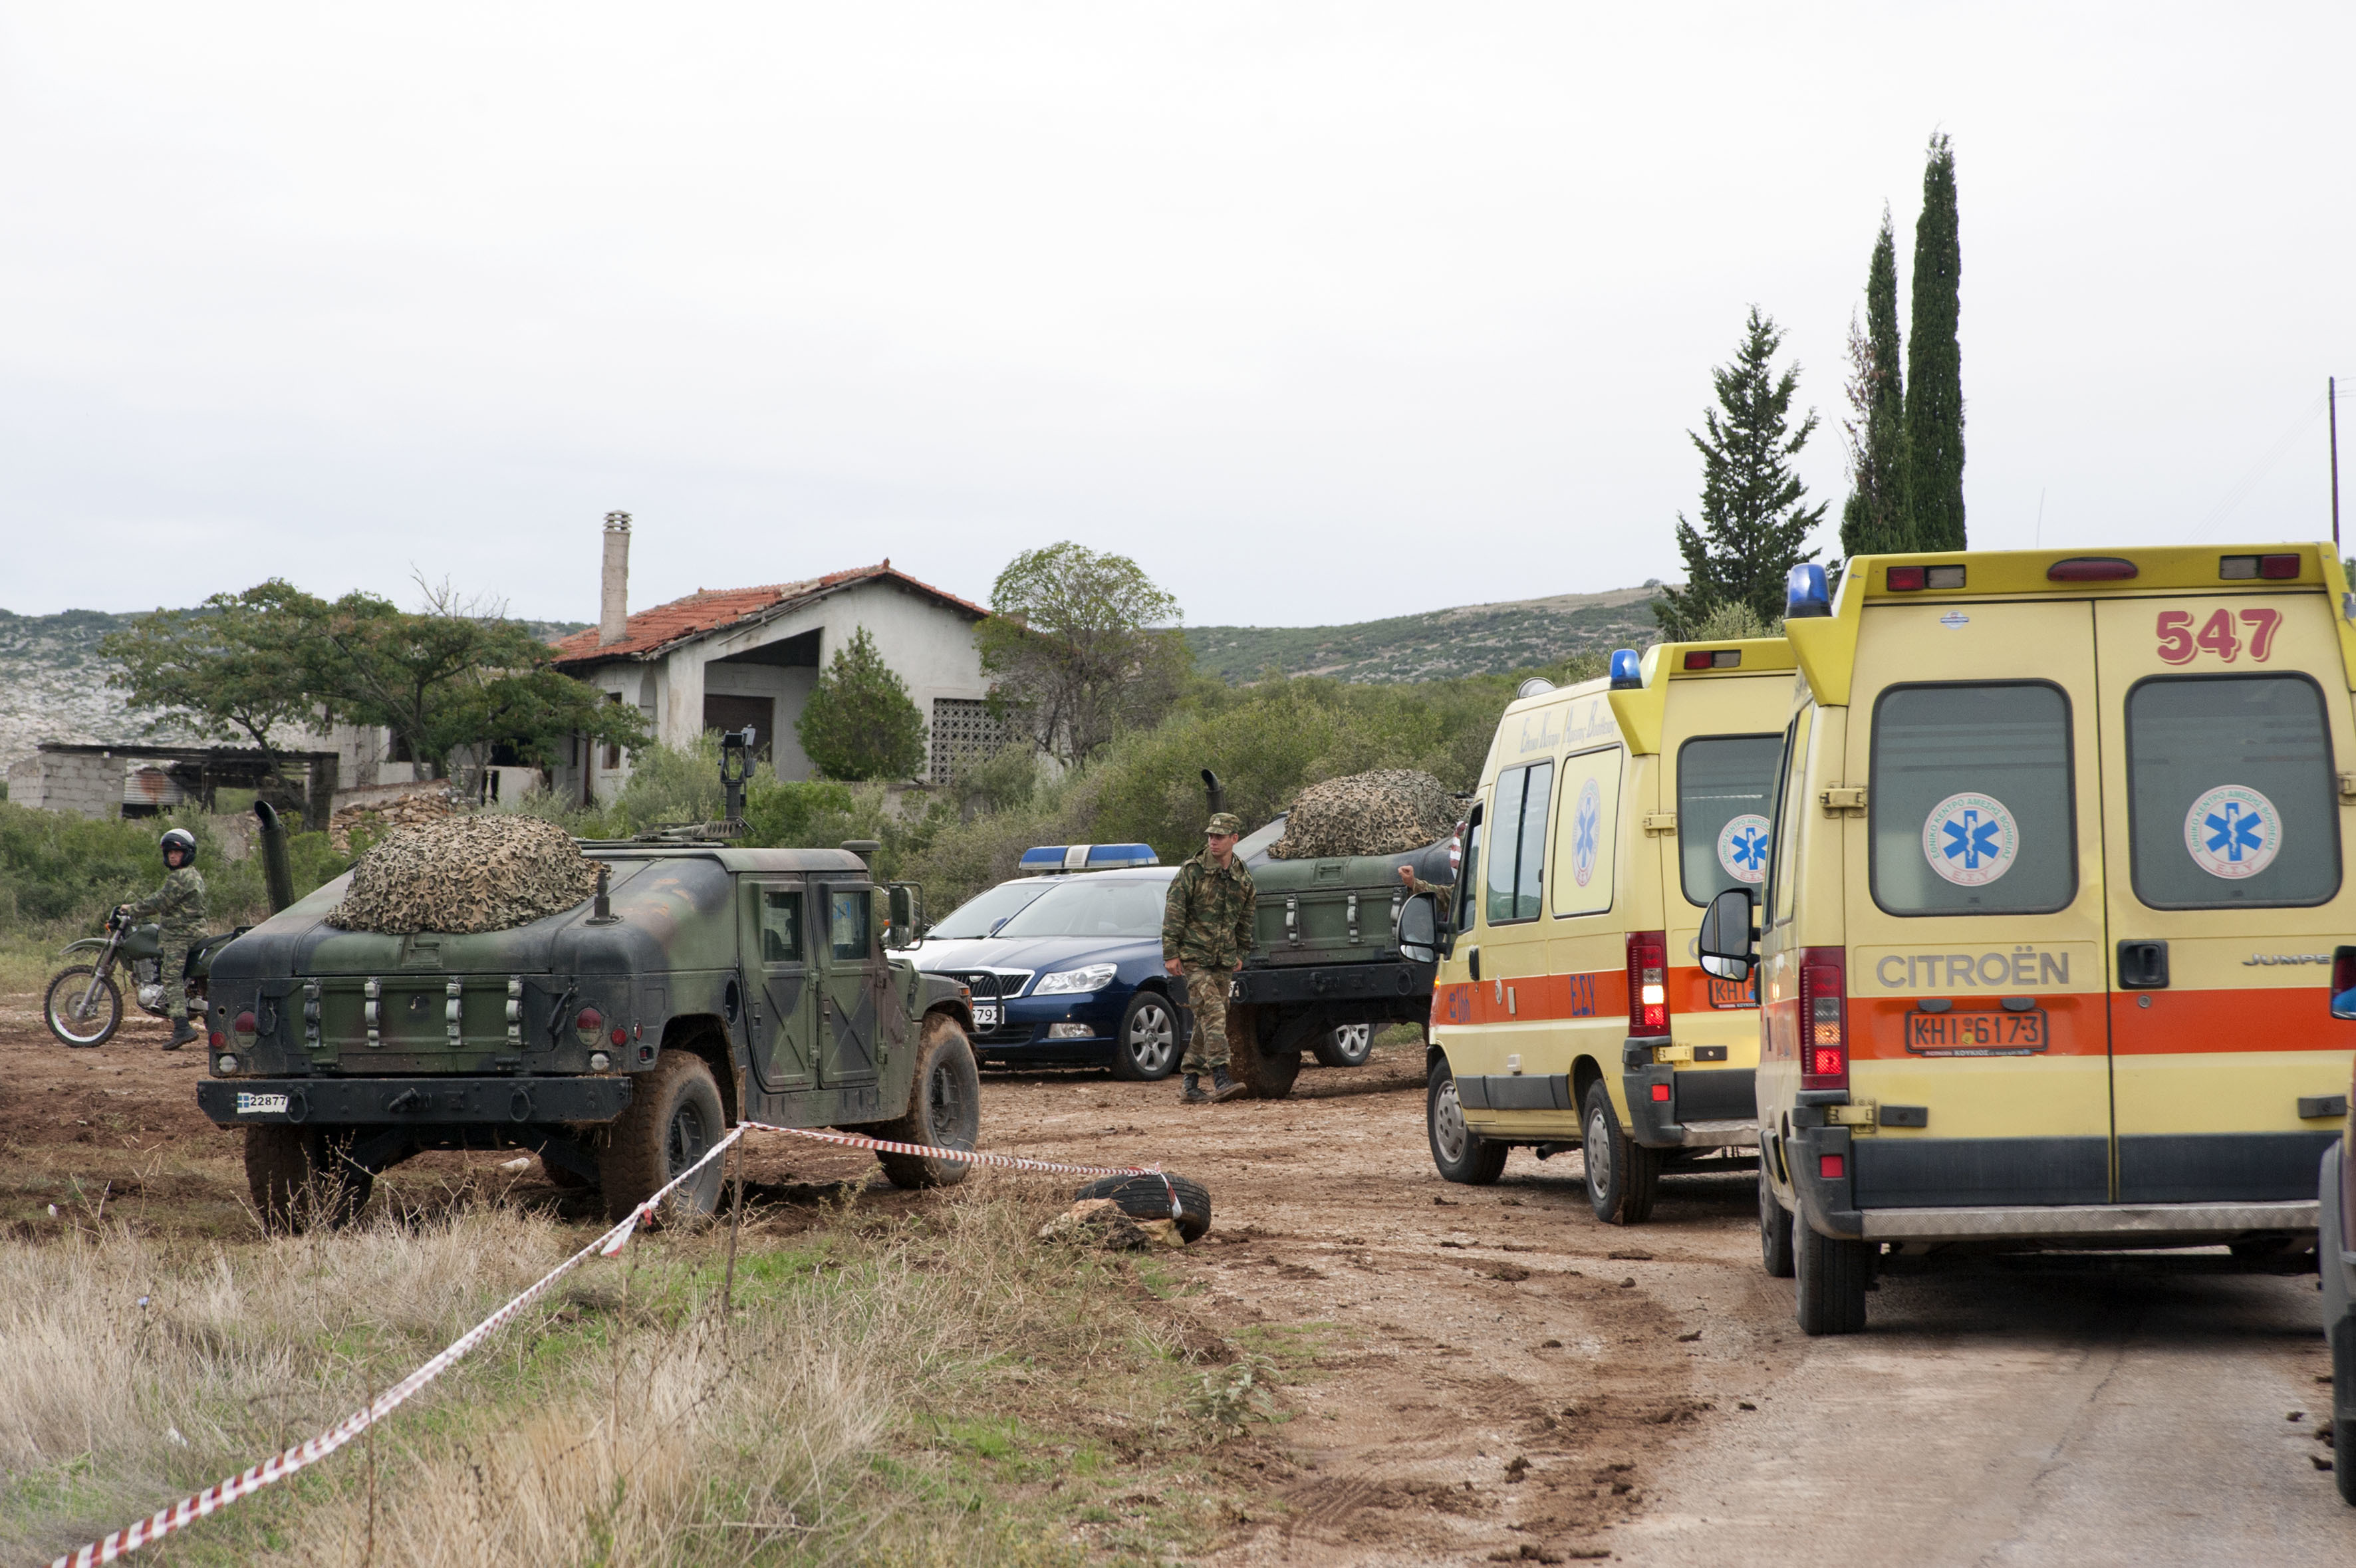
[1433,970,1629,1028]
[2106,986,2356,1055]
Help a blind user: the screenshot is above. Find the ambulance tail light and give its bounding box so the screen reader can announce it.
[1627,930,1670,1038]
[2047,556,2139,582]
[1798,947,1847,1091]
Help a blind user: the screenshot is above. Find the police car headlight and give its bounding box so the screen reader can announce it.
[1033,964,1118,994]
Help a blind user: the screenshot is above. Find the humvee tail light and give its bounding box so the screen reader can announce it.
[575,1007,603,1043]
[1609,648,1643,690]
[1681,649,1743,670]
[1798,948,1847,1091]
[2219,553,2301,581]
[234,1010,257,1043]
[1627,930,1670,1037]
[1785,564,1831,619]
[2047,557,2138,582]
[1885,565,1966,592]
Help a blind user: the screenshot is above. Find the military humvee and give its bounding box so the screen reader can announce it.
[196,836,980,1229]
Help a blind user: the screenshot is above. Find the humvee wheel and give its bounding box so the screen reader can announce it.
[876,1015,982,1188]
[1228,1005,1302,1099]
[600,1051,727,1222]
[247,1124,374,1234]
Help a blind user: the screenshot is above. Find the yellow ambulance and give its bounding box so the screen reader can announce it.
[1699,547,2356,1334]
[1424,638,1793,1224]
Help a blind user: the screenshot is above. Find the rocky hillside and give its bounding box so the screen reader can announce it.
[0,608,589,776]
[1184,584,1666,684]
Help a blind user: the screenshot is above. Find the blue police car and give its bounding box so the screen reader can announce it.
[910,845,1184,1079]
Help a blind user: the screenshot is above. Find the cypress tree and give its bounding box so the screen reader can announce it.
[1655,307,1827,636]
[1839,207,1911,561]
[1904,132,1965,550]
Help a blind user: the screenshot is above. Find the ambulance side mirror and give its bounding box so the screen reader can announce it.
[1698,888,1758,982]
[2331,946,2356,1019]
[1397,893,1439,966]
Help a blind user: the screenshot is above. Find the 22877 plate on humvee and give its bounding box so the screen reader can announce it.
[1906,1008,2047,1057]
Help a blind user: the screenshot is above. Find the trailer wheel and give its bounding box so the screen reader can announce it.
[247,1125,374,1234]
[876,1014,982,1188]
[599,1051,727,1222]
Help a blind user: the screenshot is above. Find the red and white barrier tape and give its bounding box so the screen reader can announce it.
[48,1124,1176,1568]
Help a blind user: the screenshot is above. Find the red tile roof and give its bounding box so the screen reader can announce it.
[550,562,987,666]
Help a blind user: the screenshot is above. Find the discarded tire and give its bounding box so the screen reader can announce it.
[1075,1171,1211,1243]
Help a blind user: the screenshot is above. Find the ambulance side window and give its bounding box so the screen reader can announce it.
[1676,734,1781,906]
[1551,747,1621,918]
[1870,682,2075,917]
[1458,807,1484,931]
[1765,713,1810,929]
[1485,761,1554,924]
[2124,673,2338,909]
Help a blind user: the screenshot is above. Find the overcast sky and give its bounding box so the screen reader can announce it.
[3,4,2350,628]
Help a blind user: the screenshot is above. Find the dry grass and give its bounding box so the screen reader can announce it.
[2,1186,1224,1566]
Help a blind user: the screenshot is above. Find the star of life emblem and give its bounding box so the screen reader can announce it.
[1716,813,1770,885]
[1922,792,2018,886]
[2184,785,2279,880]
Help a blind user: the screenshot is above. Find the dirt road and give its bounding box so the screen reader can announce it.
[4,1003,2346,1564]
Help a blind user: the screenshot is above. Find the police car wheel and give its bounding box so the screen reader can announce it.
[1581,1080,1659,1226]
[1428,1061,1505,1184]
[1794,1224,1871,1336]
[877,1016,982,1188]
[1313,1019,1374,1069]
[1111,991,1180,1081]
[1758,1166,1795,1278]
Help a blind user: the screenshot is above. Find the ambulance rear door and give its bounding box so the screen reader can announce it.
[1844,596,2113,1208]
[2093,585,2356,1202]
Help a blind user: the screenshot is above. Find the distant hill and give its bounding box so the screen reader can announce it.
[1185,585,1666,684]
[0,607,592,775]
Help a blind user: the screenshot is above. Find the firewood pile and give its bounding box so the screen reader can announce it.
[327,815,601,934]
[328,791,458,852]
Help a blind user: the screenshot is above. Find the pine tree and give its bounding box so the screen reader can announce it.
[1839,207,1910,561]
[1904,132,1965,550]
[1656,307,1828,636]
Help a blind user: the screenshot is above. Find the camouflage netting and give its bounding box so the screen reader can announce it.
[1269,769,1459,860]
[327,815,602,934]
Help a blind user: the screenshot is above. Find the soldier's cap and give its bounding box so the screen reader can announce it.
[1206,813,1243,837]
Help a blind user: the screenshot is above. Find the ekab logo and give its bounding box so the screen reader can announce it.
[2184,784,2280,880]
[1571,778,1603,886]
[1716,813,1770,885]
[1922,792,2018,886]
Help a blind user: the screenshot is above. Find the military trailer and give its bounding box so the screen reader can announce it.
[196,837,980,1229]
[1221,809,1456,1099]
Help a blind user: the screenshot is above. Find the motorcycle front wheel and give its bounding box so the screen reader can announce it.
[45,965,122,1047]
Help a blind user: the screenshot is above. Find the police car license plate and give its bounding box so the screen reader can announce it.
[973,1005,1000,1028]
[1905,1009,2046,1056]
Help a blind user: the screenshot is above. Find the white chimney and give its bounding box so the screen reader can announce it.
[599,511,631,646]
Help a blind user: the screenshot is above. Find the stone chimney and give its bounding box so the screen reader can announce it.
[599,511,631,646]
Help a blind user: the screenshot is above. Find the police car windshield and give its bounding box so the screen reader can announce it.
[926,879,1055,940]
[993,877,1167,939]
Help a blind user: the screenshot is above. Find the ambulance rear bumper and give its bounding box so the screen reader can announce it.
[1857,1199,2318,1243]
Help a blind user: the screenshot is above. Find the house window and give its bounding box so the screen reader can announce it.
[603,692,623,769]
[930,698,1007,784]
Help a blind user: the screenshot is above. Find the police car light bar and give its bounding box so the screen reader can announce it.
[1017,844,1160,873]
[1785,564,1831,618]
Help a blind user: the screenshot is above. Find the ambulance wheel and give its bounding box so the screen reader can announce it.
[876,1017,982,1188]
[247,1124,374,1234]
[1759,1166,1795,1278]
[1581,1079,1659,1225]
[1794,1225,1871,1335]
[600,1050,727,1221]
[1428,1061,1506,1185]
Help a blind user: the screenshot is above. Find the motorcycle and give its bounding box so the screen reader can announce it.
[44,908,241,1049]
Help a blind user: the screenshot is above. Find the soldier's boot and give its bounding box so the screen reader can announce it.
[164,1017,197,1051]
[1180,1074,1209,1105]
[1210,1067,1246,1103]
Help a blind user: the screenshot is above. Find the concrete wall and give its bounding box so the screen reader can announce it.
[7,751,123,818]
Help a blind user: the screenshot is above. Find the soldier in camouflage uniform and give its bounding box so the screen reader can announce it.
[1162,812,1256,1104]
[120,828,207,1049]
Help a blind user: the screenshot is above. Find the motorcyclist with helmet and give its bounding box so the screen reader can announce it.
[118,828,207,1050]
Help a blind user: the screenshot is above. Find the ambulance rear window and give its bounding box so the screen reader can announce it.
[1869,682,2077,917]
[1676,734,1782,906]
[2124,674,2338,909]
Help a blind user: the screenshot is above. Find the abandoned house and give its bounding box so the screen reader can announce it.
[546,514,1001,804]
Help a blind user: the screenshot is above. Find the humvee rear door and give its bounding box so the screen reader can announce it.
[815,882,881,1089]
[739,878,815,1091]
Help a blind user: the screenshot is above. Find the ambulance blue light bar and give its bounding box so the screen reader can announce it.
[1017,844,1160,873]
[1609,649,1644,690]
[1785,564,1831,619]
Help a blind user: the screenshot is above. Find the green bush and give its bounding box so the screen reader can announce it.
[0,802,352,939]
[797,627,928,781]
